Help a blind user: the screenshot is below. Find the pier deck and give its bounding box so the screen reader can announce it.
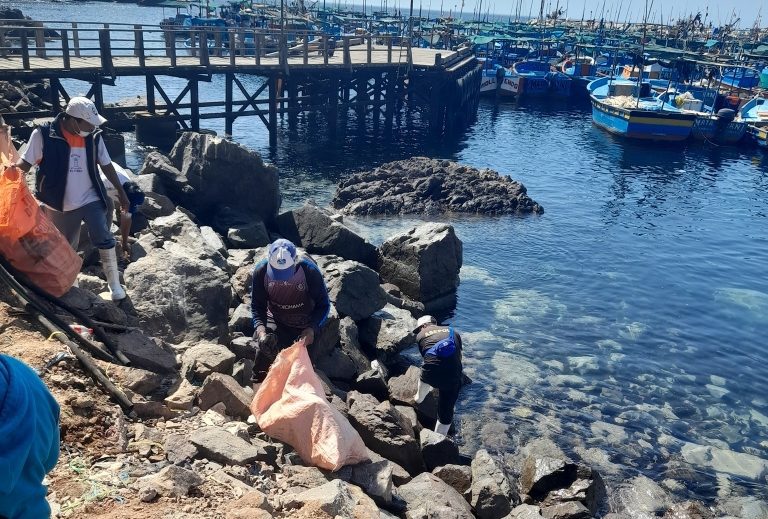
[0,21,481,140]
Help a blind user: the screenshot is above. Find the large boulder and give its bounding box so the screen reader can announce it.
[358,304,417,359]
[181,343,237,381]
[387,365,439,422]
[227,220,270,249]
[110,330,178,374]
[276,203,378,267]
[335,460,394,505]
[190,426,267,466]
[283,479,383,518]
[149,209,228,270]
[523,456,606,516]
[432,464,472,496]
[331,157,543,216]
[420,429,460,471]
[315,255,387,321]
[471,449,519,519]
[314,317,371,382]
[378,223,462,310]
[124,248,232,344]
[397,473,475,519]
[346,391,424,475]
[197,373,252,419]
[147,132,280,224]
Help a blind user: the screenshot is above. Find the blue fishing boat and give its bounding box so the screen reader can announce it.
[479,62,519,97]
[513,60,572,98]
[761,66,768,89]
[656,90,747,145]
[720,67,761,90]
[588,77,696,141]
[740,96,768,127]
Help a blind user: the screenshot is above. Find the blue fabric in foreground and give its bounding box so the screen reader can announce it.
[0,354,60,519]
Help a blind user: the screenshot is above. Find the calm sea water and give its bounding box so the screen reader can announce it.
[10,0,768,508]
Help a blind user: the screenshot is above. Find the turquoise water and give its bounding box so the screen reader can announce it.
[10,0,768,506]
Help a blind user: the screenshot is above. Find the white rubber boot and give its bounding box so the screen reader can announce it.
[99,247,126,301]
[414,380,433,404]
[434,420,451,436]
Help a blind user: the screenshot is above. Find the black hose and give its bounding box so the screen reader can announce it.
[0,257,129,365]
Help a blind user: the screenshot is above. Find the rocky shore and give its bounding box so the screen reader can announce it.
[0,132,757,519]
[331,157,544,216]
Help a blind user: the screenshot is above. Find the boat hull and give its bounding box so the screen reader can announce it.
[691,117,747,145]
[479,73,518,97]
[591,98,696,141]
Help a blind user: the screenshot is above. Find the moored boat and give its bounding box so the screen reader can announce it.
[513,60,572,98]
[740,96,768,127]
[657,90,747,145]
[479,62,519,97]
[588,77,696,141]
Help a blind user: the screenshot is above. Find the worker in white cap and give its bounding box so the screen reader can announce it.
[413,315,464,436]
[16,96,129,300]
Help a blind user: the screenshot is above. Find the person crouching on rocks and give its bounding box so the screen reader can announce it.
[413,315,464,436]
[100,164,145,259]
[15,96,129,300]
[250,239,330,385]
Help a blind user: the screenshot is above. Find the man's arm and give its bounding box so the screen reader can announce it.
[119,212,132,253]
[14,159,32,173]
[250,261,270,335]
[303,261,330,331]
[99,163,130,212]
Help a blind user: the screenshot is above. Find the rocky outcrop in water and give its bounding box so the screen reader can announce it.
[331,157,544,216]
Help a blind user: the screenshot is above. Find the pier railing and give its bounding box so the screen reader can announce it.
[0,19,436,72]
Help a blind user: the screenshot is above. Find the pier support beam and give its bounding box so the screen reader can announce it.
[225,72,233,136]
[189,78,199,131]
[268,75,278,147]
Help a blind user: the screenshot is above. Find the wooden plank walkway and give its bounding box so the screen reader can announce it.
[0,45,452,76]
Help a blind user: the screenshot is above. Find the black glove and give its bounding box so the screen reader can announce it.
[264,333,277,349]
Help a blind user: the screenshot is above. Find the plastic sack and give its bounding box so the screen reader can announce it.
[250,342,370,471]
[0,123,81,296]
[0,165,39,241]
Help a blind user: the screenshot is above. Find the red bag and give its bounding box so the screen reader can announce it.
[251,342,370,471]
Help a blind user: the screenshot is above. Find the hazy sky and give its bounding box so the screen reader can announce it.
[403,0,766,28]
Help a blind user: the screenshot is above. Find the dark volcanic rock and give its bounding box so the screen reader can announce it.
[378,223,462,310]
[143,132,280,225]
[331,157,543,216]
[276,202,378,267]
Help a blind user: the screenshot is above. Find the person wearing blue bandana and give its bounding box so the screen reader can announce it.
[249,239,330,384]
[413,315,464,436]
[0,354,60,519]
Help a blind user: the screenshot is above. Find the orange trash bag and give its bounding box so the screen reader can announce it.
[250,342,370,471]
[0,122,81,296]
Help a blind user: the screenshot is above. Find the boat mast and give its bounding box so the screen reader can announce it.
[637,0,652,108]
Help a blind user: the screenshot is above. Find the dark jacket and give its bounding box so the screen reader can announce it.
[250,255,330,332]
[34,114,109,211]
[416,324,463,390]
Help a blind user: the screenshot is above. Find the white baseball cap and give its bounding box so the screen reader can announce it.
[267,239,297,281]
[65,96,107,126]
[414,315,436,332]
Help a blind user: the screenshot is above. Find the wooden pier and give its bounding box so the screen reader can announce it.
[0,20,481,143]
